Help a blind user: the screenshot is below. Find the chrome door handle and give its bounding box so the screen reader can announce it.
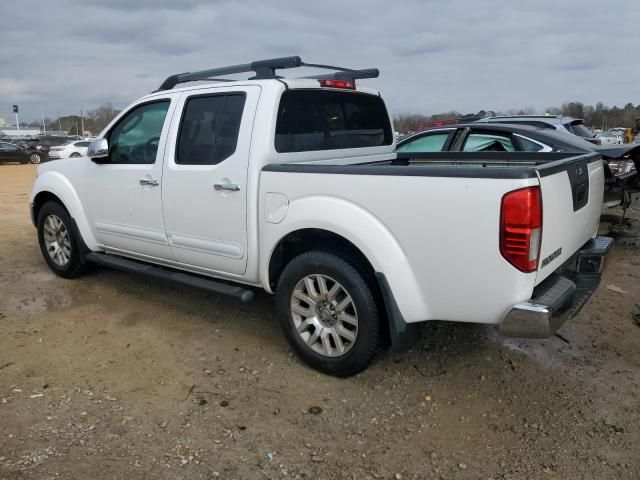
[214,183,240,192]
[140,179,159,186]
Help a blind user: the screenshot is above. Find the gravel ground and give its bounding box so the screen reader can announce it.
[1,164,639,480]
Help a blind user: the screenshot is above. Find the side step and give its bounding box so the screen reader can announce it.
[86,252,254,303]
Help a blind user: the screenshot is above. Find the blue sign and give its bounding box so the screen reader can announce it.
[12,105,18,113]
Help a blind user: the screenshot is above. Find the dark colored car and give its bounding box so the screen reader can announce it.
[0,141,48,164]
[13,135,80,153]
[396,123,640,208]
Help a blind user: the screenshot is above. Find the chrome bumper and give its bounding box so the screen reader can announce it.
[499,236,614,338]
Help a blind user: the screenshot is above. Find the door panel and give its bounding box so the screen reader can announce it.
[162,86,260,276]
[85,98,177,260]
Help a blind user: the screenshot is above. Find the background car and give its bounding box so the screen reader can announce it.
[475,115,600,144]
[596,132,623,145]
[47,140,92,159]
[0,141,47,164]
[396,123,639,208]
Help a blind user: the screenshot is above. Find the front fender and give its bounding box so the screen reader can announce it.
[260,195,431,323]
[31,171,99,250]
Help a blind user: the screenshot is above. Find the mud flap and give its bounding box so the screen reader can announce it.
[375,272,421,352]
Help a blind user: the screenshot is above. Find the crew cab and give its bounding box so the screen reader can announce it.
[30,56,613,377]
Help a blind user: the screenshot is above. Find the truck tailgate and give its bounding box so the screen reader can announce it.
[536,153,604,284]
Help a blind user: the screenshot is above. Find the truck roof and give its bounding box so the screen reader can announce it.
[144,77,381,98]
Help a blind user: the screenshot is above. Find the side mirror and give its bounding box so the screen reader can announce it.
[88,138,109,163]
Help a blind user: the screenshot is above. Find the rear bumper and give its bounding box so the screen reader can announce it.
[499,236,614,338]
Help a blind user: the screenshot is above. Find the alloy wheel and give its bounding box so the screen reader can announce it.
[43,214,71,266]
[290,274,358,357]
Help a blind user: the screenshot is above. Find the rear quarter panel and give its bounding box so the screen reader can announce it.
[259,170,540,325]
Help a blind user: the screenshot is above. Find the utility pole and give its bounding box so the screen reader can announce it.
[80,108,85,139]
[42,112,47,135]
[12,105,19,133]
[58,112,62,133]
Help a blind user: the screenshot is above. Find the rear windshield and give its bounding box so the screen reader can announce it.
[275,89,392,153]
[564,121,594,139]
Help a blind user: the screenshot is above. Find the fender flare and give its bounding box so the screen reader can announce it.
[260,195,431,323]
[31,171,99,251]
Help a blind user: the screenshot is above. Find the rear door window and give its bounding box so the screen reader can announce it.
[275,90,392,153]
[515,135,549,152]
[397,132,450,152]
[462,133,515,152]
[177,93,246,165]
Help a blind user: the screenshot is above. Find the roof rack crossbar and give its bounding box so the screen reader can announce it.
[156,56,378,91]
[302,68,380,81]
[157,56,303,90]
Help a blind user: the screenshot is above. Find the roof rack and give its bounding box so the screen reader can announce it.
[156,55,379,91]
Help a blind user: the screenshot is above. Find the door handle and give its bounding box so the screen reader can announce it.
[214,183,240,192]
[140,179,160,187]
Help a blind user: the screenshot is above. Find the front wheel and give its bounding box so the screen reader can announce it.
[276,250,381,377]
[30,153,41,164]
[37,201,89,278]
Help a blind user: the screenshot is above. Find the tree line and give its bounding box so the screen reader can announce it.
[22,104,122,136]
[19,100,640,136]
[393,102,640,133]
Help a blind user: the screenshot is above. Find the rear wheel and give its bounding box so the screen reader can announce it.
[276,250,381,377]
[70,152,81,158]
[37,201,89,278]
[29,153,41,164]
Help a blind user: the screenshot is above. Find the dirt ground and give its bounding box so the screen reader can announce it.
[0,164,639,480]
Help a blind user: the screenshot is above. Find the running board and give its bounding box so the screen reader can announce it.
[86,252,254,303]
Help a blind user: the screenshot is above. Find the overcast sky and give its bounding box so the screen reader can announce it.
[1,0,638,123]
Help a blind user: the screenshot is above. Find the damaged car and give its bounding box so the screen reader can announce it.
[396,123,640,211]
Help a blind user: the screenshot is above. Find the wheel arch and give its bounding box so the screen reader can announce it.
[266,227,422,352]
[267,228,377,292]
[31,171,99,250]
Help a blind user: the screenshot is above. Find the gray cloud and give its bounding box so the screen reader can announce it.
[1,0,638,123]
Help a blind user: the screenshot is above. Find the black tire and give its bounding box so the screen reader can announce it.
[29,153,41,164]
[276,250,381,377]
[37,201,89,278]
[70,152,81,158]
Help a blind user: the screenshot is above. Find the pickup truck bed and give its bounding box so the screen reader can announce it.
[261,150,604,326]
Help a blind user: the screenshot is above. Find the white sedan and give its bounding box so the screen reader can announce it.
[47,140,92,159]
[596,132,622,145]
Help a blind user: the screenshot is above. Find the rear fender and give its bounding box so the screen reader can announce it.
[261,195,431,323]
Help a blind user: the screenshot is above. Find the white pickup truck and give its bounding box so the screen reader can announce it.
[31,57,613,376]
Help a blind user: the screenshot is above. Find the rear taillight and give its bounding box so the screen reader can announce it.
[500,186,542,273]
[318,79,355,89]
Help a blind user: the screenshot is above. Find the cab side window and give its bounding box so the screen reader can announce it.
[107,101,170,164]
[176,93,246,165]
